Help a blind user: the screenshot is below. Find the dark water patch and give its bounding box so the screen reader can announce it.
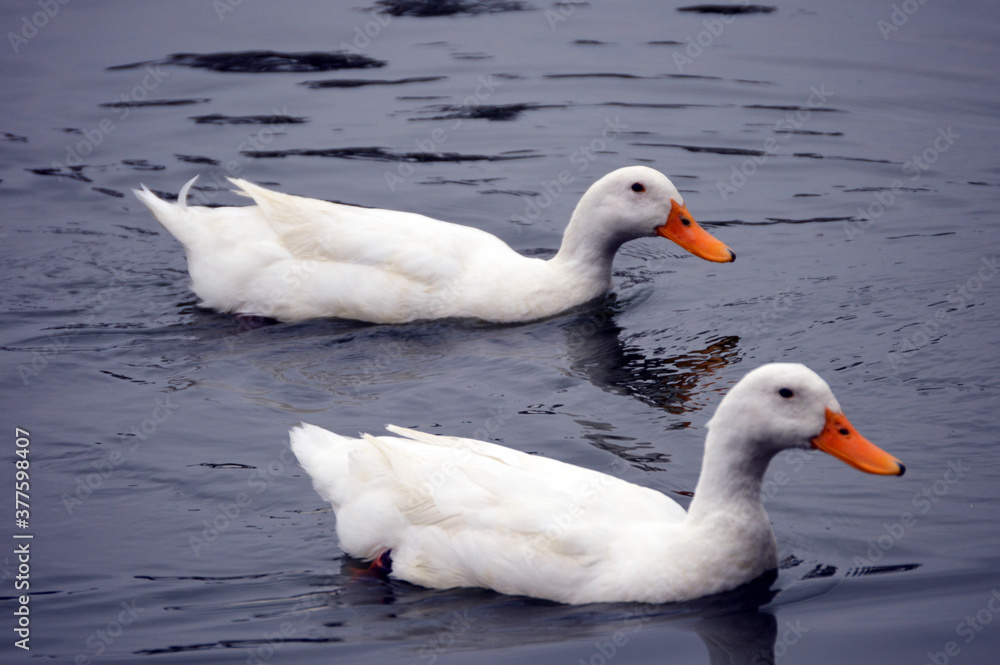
[775,129,844,136]
[138,637,344,655]
[846,564,921,577]
[481,188,538,196]
[545,72,646,80]
[25,166,91,182]
[175,154,220,165]
[793,193,822,197]
[396,95,449,100]
[451,52,492,60]
[189,113,308,125]
[845,186,929,192]
[647,40,683,46]
[744,104,843,113]
[109,51,385,73]
[114,224,158,236]
[734,78,774,85]
[793,152,898,164]
[91,187,125,198]
[412,102,559,122]
[196,462,257,469]
[780,555,804,570]
[374,0,531,16]
[145,188,178,201]
[765,216,854,224]
[135,573,275,582]
[99,370,150,384]
[886,232,956,239]
[421,176,503,186]
[800,564,837,579]
[664,73,724,80]
[519,404,564,415]
[632,142,766,157]
[706,216,853,226]
[100,98,210,109]
[2,132,28,142]
[574,40,611,45]
[122,159,165,171]
[604,102,718,109]
[243,146,540,163]
[302,76,445,89]
[677,4,776,14]
[584,433,670,472]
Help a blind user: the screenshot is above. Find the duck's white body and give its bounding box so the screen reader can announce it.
[134,166,734,323]
[290,364,904,604]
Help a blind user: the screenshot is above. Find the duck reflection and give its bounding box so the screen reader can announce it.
[560,294,741,416]
[327,558,780,664]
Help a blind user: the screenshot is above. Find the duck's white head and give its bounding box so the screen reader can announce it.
[708,363,905,476]
[565,166,735,263]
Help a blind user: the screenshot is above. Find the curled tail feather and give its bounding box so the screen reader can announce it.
[133,176,200,244]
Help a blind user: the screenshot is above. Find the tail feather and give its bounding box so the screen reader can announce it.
[290,423,356,508]
[133,176,200,244]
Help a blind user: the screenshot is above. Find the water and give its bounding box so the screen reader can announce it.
[2,1,999,663]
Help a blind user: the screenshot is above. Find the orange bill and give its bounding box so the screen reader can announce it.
[655,199,735,263]
[812,408,905,476]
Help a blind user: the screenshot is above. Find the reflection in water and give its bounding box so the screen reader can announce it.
[561,294,741,416]
[132,555,922,661]
[328,558,781,664]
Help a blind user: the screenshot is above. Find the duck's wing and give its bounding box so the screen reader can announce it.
[290,424,685,599]
[228,178,510,284]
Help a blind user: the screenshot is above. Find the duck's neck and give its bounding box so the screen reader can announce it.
[550,212,631,283]
[686,425,773,522]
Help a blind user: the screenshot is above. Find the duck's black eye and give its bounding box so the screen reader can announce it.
[778,388,794,398]
[680,217,692,226]
[631,182,645,193]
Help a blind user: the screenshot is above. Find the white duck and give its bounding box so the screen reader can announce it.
[134,166,734,324]
[290,363,904,604]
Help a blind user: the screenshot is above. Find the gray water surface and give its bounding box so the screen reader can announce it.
[2,1,999,663]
